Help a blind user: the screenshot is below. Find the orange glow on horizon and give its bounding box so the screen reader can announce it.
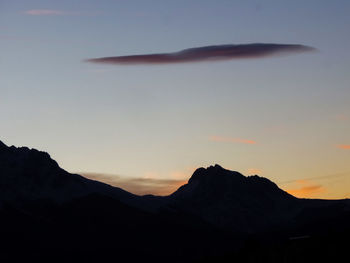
[285,179,326,198]
[286,185,326,198]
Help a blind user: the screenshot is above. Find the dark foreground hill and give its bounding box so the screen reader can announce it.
[0,140,349,263]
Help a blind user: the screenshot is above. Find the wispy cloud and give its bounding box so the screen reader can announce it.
[23,9,100,16]
[335,114,348,121]
[285,179,326,198]
[86,43,316,65]
[337,144,350,150]
[209,135,257,145]
[286,185,325,198]
[279,172,350,184]
[24,9,73,15]
[0,35,26,40]
[81,173,186,196]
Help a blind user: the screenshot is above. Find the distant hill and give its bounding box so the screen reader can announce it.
[1,140,349,262]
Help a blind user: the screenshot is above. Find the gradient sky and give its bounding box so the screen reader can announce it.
[1,0,350,198]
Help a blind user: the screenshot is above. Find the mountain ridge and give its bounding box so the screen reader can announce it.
[0,140,295,200]
[0,140,137,208]
[1,140,350,262]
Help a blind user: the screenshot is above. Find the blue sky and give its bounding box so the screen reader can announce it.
[1,0,350,198]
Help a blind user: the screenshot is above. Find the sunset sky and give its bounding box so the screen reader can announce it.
[1,0,349,198]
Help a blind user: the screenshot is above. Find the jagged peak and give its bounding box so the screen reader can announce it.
[188,164,244,183]
[0,140,58,170]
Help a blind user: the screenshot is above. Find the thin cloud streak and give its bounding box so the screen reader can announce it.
[0,35,27,40]
[279,172,350,184]
[209,135,257,144]
[284,179,326,198]
[24,9,100,16]
[278,172,350,198]
[86,43,316,65]
[82,173,186,196]
[337,144,350,149]
[24,10,73,15]
[335,114,348,121]
[286,185,326,198]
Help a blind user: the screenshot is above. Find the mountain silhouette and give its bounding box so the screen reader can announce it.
[168,164,298,233]
[0,140,139,208]
[1,140,350,263]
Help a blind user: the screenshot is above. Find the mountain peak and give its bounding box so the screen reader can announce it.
[173,164,294,204]
[171,165,297,232]
[188,164,244,184]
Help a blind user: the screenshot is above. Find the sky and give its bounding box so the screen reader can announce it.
[1,0,350,198]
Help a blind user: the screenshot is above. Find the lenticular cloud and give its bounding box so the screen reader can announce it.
[86,43,316,65]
